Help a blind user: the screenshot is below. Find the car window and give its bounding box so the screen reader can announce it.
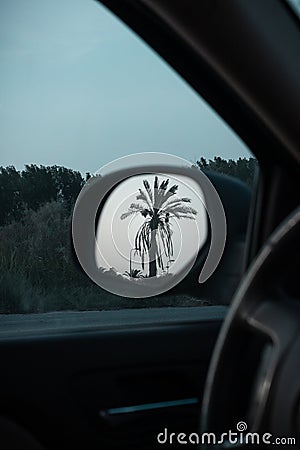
[0,0,257,314]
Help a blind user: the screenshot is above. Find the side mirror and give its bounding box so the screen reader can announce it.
[72,154,226,298]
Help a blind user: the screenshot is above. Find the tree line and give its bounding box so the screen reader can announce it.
[0,157,257,313]
[195,156,258,186]
[0,157,257,227]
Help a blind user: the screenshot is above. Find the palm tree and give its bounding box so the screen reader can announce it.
[120,176,197,277]
[123,269,145,278]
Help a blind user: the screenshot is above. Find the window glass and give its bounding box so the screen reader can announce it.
[0,0,256,313]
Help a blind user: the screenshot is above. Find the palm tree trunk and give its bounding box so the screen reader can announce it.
[149,214,158,277]
[149,230,157,277]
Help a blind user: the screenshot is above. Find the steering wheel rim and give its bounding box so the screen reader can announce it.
[201,205,300,447]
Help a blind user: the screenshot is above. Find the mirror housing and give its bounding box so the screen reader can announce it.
[72,154,226,298]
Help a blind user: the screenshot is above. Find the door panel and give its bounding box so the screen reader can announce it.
[0,306,226,449]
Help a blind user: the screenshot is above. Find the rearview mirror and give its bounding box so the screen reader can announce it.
[72,153,226,298]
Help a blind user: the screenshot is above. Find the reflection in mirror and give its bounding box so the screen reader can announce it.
[95,173,207,285]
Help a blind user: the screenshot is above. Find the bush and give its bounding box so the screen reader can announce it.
[0,201,78,287]
[0,200,208,313]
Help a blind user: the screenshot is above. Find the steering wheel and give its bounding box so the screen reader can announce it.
[201,206,300,448]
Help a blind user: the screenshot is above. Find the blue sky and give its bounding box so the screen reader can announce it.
[0,0,251,175]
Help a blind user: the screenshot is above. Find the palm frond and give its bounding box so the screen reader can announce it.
[141,249,145,270]
[120,210,136,220]
[158,221,173,259]
[163,197,191,209]
[143,179,153,205]
[135,221,151,255]
[165,205,197,216]
[129,203,146,211]
[136,188,152,210]
[120,202,146,220]
[169,213,196,220]
[156,237,164,269]
[155,178,173,209]
[168,184,179,195]
[153,176,159,206]
[159,179,169,191]
[158,184,179,208]
[135,221,152,271]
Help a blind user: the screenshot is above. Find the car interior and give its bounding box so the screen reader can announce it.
[1,0,300,449]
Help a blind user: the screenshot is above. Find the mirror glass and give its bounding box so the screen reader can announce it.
[95,173,207,281]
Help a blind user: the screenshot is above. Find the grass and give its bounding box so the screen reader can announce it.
[0,270,209,314]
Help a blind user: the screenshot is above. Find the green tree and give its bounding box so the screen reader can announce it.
[195,156,258,186]
[120,176,197,277]
[0,165,85,226]
[0,166,23,226]
[50,166,84,207]
[21,165,84,211]
[124,269,145,278]
[21,165,57,210]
